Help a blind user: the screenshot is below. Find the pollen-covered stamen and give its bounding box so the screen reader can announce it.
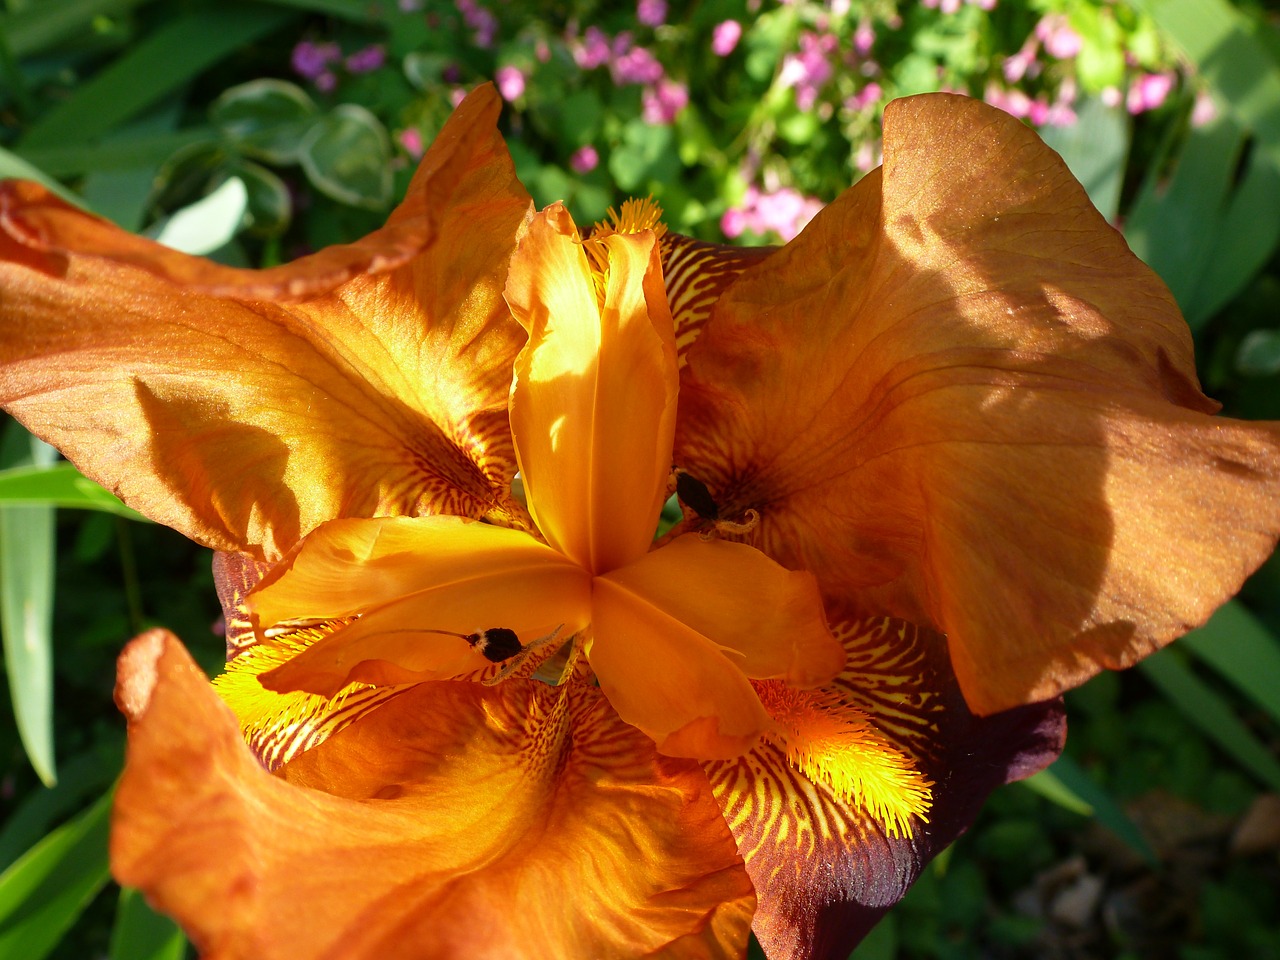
[591,196,667,241]
[754,679,933,839]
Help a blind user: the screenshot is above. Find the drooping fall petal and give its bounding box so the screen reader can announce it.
[112,631,756,960]
[245,516,590,697]
[0,84,530,560]
[675,92,1280,714]
[506,203,677,574]
[703,617,1065,960]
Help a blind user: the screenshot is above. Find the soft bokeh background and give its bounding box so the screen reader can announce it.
[1,0,1279,957]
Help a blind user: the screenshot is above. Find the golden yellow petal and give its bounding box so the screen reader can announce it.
[506,203,677,574]
[112,630,755,960]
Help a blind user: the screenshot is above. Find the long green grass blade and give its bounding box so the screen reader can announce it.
[1041,755,1157,864]
[0,431,58,787]
[1179,600,1280,727]
[110,888,187,960]
[0,738,123,871]
[1019,767,1094,817]
[16,129,215,178]
[0,0,155,59]
[0,146,87,209]
[19,3,296,150]
[1139,649,1280,792]
[250,0,383,22]
[1038,96,1129,222]
[0,463,145,520]
[1138,0,1280,143]
[0,791,113,960]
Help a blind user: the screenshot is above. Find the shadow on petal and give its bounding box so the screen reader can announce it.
[112,631,756,960]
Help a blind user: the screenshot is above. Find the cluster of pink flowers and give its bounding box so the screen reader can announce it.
[985,80,1078,127]
[779,31,837,111]
[711,20,742,57]
[291,41,385,92]
[721,184,825,243]
[455,0,498,49]
[570,24,688,125]
[921,0,996,11]
[495,65,526,102]
[1116,72,1176,114]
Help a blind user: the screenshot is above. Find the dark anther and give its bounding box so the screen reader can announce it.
[676,471,719,520]
[467,627,524,663]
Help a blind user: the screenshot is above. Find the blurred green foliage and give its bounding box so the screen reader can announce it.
[1,0,1279,957]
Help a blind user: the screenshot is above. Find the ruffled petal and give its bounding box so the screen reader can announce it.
[702,617,1066,960]
[675,92,1280,714]
[112,631,755,960]
[244,516,590,697]
[0,84,530,560]
[506,203,677,574]
[659,233,773,364]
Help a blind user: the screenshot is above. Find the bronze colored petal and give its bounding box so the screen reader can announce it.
[0,85,530,560]
[676,93,1280,713]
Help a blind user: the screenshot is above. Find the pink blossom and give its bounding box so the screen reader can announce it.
[1003,46,1039,84]
[712,20,743,56]
[1127,72,1174,114]
[1191,89,1218,127]
[1036,14,1082,60]
[844,81,881,112]
[398,127,425,159]
[456,0,497,48]
[940,0,961,13]
[314,71,337,93]
[612,44,664,85]
[495,65,526,101]
[450,86,468,107]
[637,0,667,28]
[575,26,612,69]
[291,41,340,80]
[570,145,599,174]
[642,77,688,124]
[779,31,836,111]
[1100,86,1122,108]
[970,0,997,10]
[720,184,824,242]
[345,44,386,74]
[853,22,875,56]
[985,83,1031,120]
[853,141,881,172]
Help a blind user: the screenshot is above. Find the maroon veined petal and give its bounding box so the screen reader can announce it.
[703,616,1066,960]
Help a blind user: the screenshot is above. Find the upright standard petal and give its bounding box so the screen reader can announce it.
[112,631,755,960]
[0,85,530,560]
[506,204,677,574]
[675,93,1280,714]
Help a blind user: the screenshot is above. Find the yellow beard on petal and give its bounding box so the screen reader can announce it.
[755,680,934,840]
[580,197,668,310]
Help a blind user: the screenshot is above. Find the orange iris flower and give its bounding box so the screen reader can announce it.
[2,84,1278,960]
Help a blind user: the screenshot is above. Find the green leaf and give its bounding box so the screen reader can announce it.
[19,3,297,150]
[1137,0,1280,144]
[1037,755,1158,864]
[109,888,186,960]
[299,105,393,209]
[1038,96,1129,222]
[0,739,123,871]
[1139,648,1280,792]
[231,161,292,236]
[0,428,58,787]
[1236,329,1280,377]
[608,120,678,192]
[0,463,146,520]
[0,146,87,210]
[0,791,113,960]
[1018,767,1094,817]
[210,78,319,165]
[0,0,155,59]
[250,0,382,21]
[1179,600,1280,727]
[150,176,249,255]
[16,130,215,178]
